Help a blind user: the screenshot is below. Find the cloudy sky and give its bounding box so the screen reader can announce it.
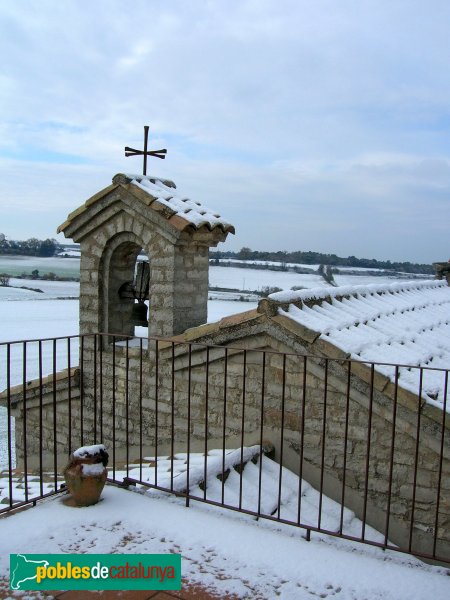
[0,1,449,263]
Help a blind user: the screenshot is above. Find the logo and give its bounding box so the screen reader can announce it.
[10,554,181,591]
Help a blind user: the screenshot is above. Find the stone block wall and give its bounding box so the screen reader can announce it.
[3,369,81,471]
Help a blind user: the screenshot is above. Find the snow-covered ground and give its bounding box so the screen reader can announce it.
[0,299,79,346]
[209,265,330,292]
[0,483,448,599]
[6,278,80,298]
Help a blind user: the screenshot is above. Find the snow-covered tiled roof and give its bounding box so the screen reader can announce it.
[57,173,235,238]
[123,173,234,233]
[275,280,450,409]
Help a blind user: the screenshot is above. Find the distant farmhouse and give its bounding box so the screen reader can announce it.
[4,173,450,562]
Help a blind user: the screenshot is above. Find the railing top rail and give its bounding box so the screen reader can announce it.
[0,333,96,347]
[1,330,449,374]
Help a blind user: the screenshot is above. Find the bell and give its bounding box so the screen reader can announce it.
[131,301,148,327]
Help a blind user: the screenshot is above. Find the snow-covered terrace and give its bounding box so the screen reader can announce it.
[270,280,450,409]
[1,450,449,599]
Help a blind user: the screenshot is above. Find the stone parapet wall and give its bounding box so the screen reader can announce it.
[1,368,81,471]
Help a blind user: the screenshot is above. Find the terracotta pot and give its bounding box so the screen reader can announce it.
[63,445,109,507]
[64,463,107,507]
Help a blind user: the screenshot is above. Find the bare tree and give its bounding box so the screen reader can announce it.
[0,273,10,286]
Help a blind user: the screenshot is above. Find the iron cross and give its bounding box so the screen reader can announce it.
[125,125,167,175]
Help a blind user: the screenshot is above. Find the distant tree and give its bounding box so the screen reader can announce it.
[318,264,336,286]
[260,286,282,297]
[324,265,337,286]
[238,247,252,261]
[38,238,59,257]
[0,237,61,257]
[25,238,41,255]
[0,273,10,286]
[31,269,40,279]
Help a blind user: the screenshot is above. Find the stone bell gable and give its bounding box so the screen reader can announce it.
[57,173,235,337]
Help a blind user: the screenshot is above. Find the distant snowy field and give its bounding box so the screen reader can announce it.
[0,255,420,291]
[0,255,80,278]
[0,277,79,300]
[210,265,330,291]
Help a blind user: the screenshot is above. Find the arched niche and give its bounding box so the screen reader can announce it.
[100,232,149,337]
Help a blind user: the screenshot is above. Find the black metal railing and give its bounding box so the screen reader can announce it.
[0,333,448,564]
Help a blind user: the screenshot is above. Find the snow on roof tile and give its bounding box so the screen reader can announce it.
[124,173,235,233]
[274,280,450,410]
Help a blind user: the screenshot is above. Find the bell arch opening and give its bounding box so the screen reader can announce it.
[104,238,150,338]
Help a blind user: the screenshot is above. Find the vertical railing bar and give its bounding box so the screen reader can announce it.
[139,337,143,483]
[239,349,247,511]
[80,336,84,446]
[361,363,375,541]
[257,352,266,517]
[38,340,43,497]
[318,358,328,530]
[52,339,57,491]
[384,365,399,547]
[221,347,228,505]
[112,336,116,481]
[99,334,103,442]
[339,360,352,535]
[277,354,287,519]
[6,344,13,508]
[155,339,159,488]
[203,347,210,501]
[409,367,423,552]
[22,341,28,503]
[433,370,448,558]
[125,338,129,477]
[93,334,97,444]
[297,355,307,526]
[67,338,72,456]
[186,344,192,508]
[171,342,175,492]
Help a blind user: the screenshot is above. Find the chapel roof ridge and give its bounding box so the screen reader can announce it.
[113,172,177,189]
[266,279,446,309]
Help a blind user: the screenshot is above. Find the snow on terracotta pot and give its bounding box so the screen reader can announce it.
[63,444,109,507]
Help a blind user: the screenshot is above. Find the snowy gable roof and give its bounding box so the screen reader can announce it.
[57,173,235,238]
[123,174,234,233]
[273,280,450,409]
